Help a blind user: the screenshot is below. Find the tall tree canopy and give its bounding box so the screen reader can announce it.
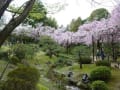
[88,8,109,21]
[44,17,58,29]
[23,0,47,27]
[6,0,59,28]
[68,17,82,32]
[8,0,47,27]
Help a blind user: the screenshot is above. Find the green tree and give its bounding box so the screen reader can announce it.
[69,17,82,32]
[10,44,38,61]
[88,8,109,21]
[23,0,47,27]
[70,44,91,69]
[39,36,65,58]
[9,0,47,27]
[44,17,58,29]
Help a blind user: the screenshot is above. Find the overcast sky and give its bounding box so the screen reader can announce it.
[11,0,116,26]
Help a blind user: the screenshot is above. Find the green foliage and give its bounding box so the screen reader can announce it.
[96,60,111,67]
[10,44,38,60]
[39,36,65,58]
[2,66,40,90]
[9,0,47,27]
[103,43,120,61]
[0,50,8,59]
[79,82,91,90]
[79,57,92,64]
[9,56,20,65]
[82,18,88,24]
[92,80,108,90]
[33,50,57,65]
[0,46,10,59]
[71,45,91,57]
[8,34,36,44]
[11,44,26,60]
[88,8,109,21]
[68,17,82,32]
[44,17,58,29]
[8,66,40,84]
[55,57,72,67]
[36,84,49,90]
[25,0,47,27]
[39,36,57,48]
[90,66,111,82]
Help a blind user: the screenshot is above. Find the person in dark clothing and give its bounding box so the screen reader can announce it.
[100,50,105,60]
[82,73,89,83]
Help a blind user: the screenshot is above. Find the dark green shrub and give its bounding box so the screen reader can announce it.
[96,60,111,67]
[9,56,20,65]
[12,44,26,60]
[71,45,91,56]
[90,66,111,82]
[92,80,108,90]
[0,51,8,59]
[55,58,66,67]
[2,66,40,90]
[80,57,92,64]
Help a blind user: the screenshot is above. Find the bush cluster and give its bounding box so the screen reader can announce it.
[90,66,111,82]
[92,80,108,90]
[80,57,92,64]
[9,44,38,63]
[2,66,40,90]
[55,57,72,67]
[96,60,111,67]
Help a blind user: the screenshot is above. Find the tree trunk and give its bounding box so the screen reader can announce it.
[92,35,95,62]
[80,62,82,69]
[0,0,12,19]
[0,0,36,47]
[111,34,116,62]
[78,51,82,69]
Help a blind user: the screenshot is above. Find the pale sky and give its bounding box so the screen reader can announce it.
[11,0,116,26]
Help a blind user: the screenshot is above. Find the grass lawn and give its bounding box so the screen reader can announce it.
[108,68,120,90]
[57,63,96,75]
[36,83,49,90]
[38,77,61,90]
[30,51,57,65]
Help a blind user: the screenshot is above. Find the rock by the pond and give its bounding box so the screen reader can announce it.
[77,81,90,89]
[65,85,80,90]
